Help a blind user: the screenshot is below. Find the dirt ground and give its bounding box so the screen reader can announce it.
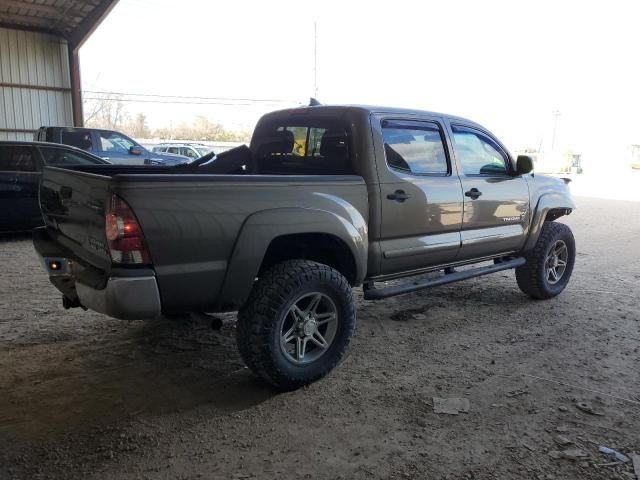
[1,196,639,480]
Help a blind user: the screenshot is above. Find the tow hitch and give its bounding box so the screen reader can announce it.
[62,295,86,310]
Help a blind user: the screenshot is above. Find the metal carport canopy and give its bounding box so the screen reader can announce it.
[0,0,119,127]
[0,0,118,48]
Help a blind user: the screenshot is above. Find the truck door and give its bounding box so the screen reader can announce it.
[373,117,464,275]
[448,124,530,260]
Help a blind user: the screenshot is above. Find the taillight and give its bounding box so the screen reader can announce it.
[105,195,151,264]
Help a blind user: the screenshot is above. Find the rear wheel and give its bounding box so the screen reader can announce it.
[516,222,575,299]
[236,260,356,390]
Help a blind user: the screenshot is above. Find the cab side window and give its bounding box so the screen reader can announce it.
[451,126,509,176]
[0,146,37,172]
[181,147,198,159]
[40,147,101,166]
[382,120,449,175]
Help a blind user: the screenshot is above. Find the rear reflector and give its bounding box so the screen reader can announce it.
[106,195,151,264]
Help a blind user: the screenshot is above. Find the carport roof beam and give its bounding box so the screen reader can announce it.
[0,0,119,48]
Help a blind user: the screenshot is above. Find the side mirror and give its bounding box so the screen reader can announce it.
[516,155,534,175]
[129,146,143,155]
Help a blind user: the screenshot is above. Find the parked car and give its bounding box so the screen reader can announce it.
[151,143,215,164]
[33,105,576,390]
[0,141,109,232]
[34,127,189,165]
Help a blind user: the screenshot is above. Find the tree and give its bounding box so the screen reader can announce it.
[84,95,127,130]
[154,116,250,142]
[127,113,151,138]
[83,96,250,141]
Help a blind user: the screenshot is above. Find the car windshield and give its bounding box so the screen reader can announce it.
[196,147,214,156]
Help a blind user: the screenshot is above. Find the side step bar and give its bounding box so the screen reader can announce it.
[363,257,526,300]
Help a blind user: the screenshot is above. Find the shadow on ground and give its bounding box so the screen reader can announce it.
[0,314,276,440]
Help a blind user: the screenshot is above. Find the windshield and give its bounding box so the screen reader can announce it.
[196,147,214,156]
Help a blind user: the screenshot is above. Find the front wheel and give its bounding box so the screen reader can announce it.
[236,260,356,390]
[516,222,575,299]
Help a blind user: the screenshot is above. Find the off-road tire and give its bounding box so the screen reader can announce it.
[516,221,575,299]
[236,260,356,390]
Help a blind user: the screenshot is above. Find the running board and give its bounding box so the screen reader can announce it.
[363,257,526,300]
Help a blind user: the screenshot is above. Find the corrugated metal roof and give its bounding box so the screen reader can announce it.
[0,0,118,47]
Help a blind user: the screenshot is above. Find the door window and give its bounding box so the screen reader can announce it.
[451,126,509,175]
[167,147,181,155]
[0,146,37,172]
[40,147,104,166]
[382,121,449,175]
[99,131,136,154]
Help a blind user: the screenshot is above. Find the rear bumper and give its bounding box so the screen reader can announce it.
[33,227,162,320]
[75,276,161,320]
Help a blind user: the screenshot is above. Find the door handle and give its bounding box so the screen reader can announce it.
[386,190,411,202]
[465,188,482,200]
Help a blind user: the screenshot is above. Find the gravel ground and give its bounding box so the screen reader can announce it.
[0,196,639,480]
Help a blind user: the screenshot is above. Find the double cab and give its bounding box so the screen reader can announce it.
[33,105,576,390]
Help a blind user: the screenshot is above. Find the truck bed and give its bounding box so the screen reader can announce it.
[39,165,368,313]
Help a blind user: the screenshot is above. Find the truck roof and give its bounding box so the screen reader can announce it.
[0,140,88,148]
[260,104,484,129]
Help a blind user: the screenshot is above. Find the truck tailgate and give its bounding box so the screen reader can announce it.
[40,166,113,271]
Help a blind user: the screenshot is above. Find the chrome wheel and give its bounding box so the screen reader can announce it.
[545,240,568,285]
[280,292,338,365]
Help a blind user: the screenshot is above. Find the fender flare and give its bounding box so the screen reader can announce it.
[216,206,368,309]
[524,192,576,251]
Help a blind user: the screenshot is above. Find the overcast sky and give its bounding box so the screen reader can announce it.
[81,0,640,165]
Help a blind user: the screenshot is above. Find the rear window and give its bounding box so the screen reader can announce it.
[0,145,37,172]
[253,121,352,175]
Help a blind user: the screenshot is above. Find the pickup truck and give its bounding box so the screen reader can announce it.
[34,126,188,165]
[33,105,576,390]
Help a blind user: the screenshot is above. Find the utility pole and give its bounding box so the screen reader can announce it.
[313,21,318,98]
[551,109,561,151]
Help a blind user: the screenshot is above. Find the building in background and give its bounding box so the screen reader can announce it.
[0,0,118,140]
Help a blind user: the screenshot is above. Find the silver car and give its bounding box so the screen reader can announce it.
[152,143,215,162]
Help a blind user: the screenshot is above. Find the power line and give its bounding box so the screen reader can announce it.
[82,97,266,106]
[82,90,298,104]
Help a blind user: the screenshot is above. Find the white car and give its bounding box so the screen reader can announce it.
[152,143,215,161]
